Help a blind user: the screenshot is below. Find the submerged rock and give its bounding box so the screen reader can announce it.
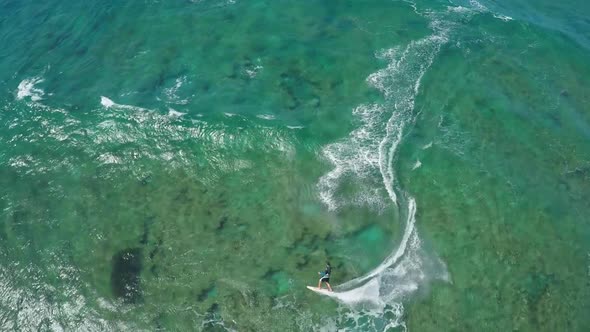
[111,248,143,303]
[216,216,228,232]
[197,284,218,302]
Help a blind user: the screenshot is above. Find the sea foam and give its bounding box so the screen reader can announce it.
[17,77,45,101]
[315,1,464,329]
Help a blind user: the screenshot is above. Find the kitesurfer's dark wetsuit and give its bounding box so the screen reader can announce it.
[320,265,331,282]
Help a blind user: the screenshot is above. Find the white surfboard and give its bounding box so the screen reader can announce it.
[306,286,332,295]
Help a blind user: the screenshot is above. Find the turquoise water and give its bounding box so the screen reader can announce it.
[1,0,589,330]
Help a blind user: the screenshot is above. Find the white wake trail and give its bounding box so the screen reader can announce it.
[314,7,465,330]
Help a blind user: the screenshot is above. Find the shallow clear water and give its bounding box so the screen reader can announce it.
[1,0,589,330]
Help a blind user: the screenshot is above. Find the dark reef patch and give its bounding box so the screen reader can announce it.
[295,253,310,270]
[111,248,144,303]
[197,284,217,302]
[140,174,152,186]
[140,216,154,245]
[524,271,556,321]
[262,268,280,280]
[149,237,163,260]
[174,186,192,204]
[216,216,228,232]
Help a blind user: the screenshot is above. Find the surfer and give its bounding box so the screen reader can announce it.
[317,262,332,291]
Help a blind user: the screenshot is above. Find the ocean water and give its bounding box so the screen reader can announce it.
[1,0,589,330]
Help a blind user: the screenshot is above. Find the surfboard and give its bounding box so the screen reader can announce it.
[306,286,331,294]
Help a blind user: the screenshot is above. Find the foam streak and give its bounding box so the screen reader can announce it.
[316,12,453,330]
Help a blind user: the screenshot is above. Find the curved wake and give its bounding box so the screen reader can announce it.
[314,2,493,330]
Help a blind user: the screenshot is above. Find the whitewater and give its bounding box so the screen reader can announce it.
[315,2,501,329]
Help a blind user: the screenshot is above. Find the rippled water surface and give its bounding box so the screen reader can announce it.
[1,0,589,330]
